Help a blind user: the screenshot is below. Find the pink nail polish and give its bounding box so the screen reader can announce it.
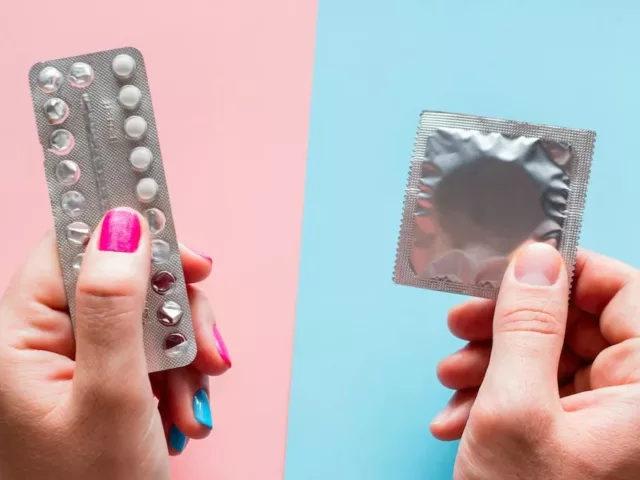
[190,247,212,263]
[99,209,141,253]
[213,325,232,367]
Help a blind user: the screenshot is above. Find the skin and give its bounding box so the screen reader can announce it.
[0,210,229,479]
[431,244,640,479]
[2,210,638,478]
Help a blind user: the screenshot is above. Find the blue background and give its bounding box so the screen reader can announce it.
[285,1,640,478]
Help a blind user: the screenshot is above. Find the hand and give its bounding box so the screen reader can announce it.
[0,208,231,480]
[430,243,640,479]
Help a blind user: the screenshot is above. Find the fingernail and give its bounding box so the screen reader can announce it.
[514,243,561,286]
[213,325,232,367]
[189,246,212,263]
[99,208,141,253]
[168,425,188,453]
[193,389,213,429]
[432,407,452,426]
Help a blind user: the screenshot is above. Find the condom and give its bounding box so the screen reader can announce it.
[394,111,595,298]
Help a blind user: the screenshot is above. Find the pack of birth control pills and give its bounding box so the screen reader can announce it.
[394,110,596,299]
[28,47,196,372]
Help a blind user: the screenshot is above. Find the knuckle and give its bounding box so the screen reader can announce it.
[74,286,141,349]
[76,290,138,325]
[76,274,142,321]
[592,339,640,387]
[77,267,143,300]
[471,401,554,443]
[498,305,563,337]
[77,376,149,415]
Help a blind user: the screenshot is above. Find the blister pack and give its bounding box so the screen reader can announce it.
[28,47,196,372]
[394,111,596,299]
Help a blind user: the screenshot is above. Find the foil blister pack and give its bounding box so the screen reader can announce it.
[28,47,197,372]
[394,111,596,299]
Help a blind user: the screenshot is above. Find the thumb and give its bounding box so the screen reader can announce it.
[478,243,569,410]
[73,208,151,406]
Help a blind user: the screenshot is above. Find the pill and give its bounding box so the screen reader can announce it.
[61,191,87,218]
[55,160,81,186]
[72,253,84,271]
[157,301,184,327]
[68,62,94,88]
[151,239,171,265]
[49,130,75,155]
[143,208,166,235]
[136,178,159,203]
[163,333,189,358]
[37,66,63,93]
[124,115,148,140]
[129,146,153,172]
[118,85,142,110]
[66,221,90,245]
[43,98,69,125]
[152,271,176,295]
[112,54,136,80]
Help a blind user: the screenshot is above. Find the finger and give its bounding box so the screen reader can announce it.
[572,249,638,316]
[478,243,569,409]
[557,347,586,379]
[167,366,213,440]
[450,296,610,361]
[1,230,211,359]
[572,364,592,394]
[150,371,166,400]
[188,286,232,376]
[565,308,609,360]
[158,389,189,455]
[447,299,495,341]
[1,230,74,357]
[4,235,211,312]
[4,230,67,311]
[561,384,640,413]
[430,389,477,441]
[587,339,640,390]
[599,277,640,345]
[73,208,151,406]
[438,343,583,391]
[437,342,491,390]
[179,243,212,284]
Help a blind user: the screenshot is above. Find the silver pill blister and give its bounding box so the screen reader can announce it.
[43,98,69,125]
[37,66,63,93]
[28,47,197,373]
[394,111,596,299]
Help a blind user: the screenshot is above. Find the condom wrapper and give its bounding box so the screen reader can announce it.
[28,47,197,372]
[394,111,595,299]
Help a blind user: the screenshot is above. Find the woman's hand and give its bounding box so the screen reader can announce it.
[0,208,231,480]
[431,243,640,479]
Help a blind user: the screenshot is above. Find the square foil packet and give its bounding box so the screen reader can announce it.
[394,111,596,299]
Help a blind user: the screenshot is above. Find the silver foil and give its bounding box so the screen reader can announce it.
[394,111,595,299]
[28,47,197,372]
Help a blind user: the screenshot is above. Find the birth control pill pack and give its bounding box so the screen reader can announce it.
[394,111,596,299]
[28,47,196,372]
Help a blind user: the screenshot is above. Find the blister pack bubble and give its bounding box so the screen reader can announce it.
[28,47,197,372]
[394,111,596,299]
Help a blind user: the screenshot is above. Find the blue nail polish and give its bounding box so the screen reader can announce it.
[169,425,188,453]
[193,389,213,429]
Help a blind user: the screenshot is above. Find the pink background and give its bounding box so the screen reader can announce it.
[0,1,317,479]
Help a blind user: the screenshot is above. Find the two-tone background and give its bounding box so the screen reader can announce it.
[1,1,638,479]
